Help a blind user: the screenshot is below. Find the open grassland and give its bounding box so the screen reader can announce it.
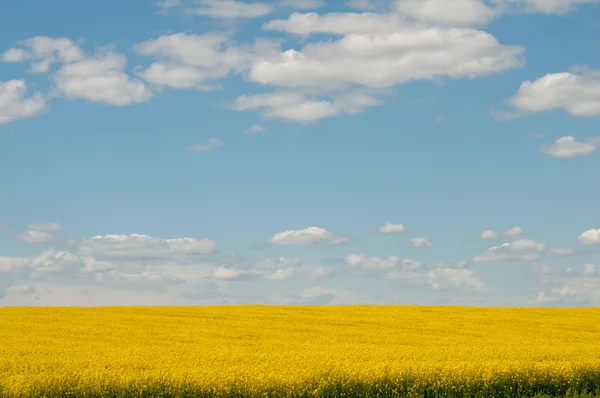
[1,306,600,397]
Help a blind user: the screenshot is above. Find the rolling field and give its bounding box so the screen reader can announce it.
[1,305,600,397]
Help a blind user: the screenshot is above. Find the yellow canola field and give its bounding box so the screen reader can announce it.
[1,305,600,397]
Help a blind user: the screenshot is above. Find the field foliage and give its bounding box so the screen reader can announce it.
[1,305,600,397]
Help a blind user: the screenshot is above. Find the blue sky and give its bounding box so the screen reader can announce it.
[1,0,599,306]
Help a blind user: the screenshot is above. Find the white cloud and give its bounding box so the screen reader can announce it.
[503,226,524,238]
[578,229,600,245]
[345,0,384,10]
[255,22,524,91]
[268,226,348,245]
[157,0,181,14]
[2,48,30,62]
[409,237,433,247]
[188,137,224,152]
[505,68,600,117]
[427,260,468,269]
[54,51,152,106]
[296,286,386,305]
[265,266,331,280]
[427,268,485,290]
[27,223,62,231]
[231,91,379,123]
[254,257,303,270]
[0,80,46,125]
[3,37,151,107]
[189,0,273,19]
[134,33,280,90]
[474,239,546,262]
[549,247,575,257]
[75,233,216,259]
[5,284,36,296]
[535,273,600,306]
[0,256,30,276]
[245,124,267,134]
[480,230,500,239]
[540,136,600,158]
[137,63,218,90]
[1,36,84,72]
[281,0,325,8]
[17,230,53,244]
[211,256,330,281]
[253,11,524,122]
[389,261,484,290]
[584,263,597,275]
[480,225,523,240]
[377,222,406,233]
[15,223,62,244]
[262,12,411,36]
[94,270,185,291]
[345,254,420,272]
[300,286,335,299]
[394,0,496,26]
[213,267,247,280]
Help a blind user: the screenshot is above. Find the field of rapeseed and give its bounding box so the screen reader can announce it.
[1,305,600,398]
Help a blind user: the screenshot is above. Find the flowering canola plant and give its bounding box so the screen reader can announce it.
[1,305,600,397]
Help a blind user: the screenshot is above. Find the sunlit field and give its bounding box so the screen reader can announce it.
[1,305,600,397]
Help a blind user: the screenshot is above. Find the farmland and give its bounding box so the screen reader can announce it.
[1,305,600,397]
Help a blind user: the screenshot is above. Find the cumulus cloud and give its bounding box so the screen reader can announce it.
[16,230,53,244]
[15,223,62,243]
[231,91,380,123]
[188,137,224,152]
[27,223,62,231]
[134,33,280,90]
[5,284,36,296]
[474,239,546,262]
[265,266,331,280]
[345,0,386,10]
[540,136,600,158]
[505,68,600,117]
[255,22,524,91]
[409,237,433,247]
[584,263,597,275]
[389,261,484,290]
[75,233,216,259]
[0,80,46,125]
[156,0,181,14]
[549,247,575,257]
[1,36,84,72]
[480,230,500,240]
[534,262,600,306]
[427,268,485,290]
[248,10,525,122]
[0,256,30,276]
[578,229,600,245]
[281,0,325,8]
[245,124,266,134]
[480,225,523,240]
[503,226,524,238]
[426,260,468,270]
[211,256,331,281]
[0,248,182,293]
[189,0,273,19]
[4,37,152,106]
[377,222,406,233]
[345,254,420,273]
[394,0,497,26]
[268,226,348,245]
[54,51,152,105]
